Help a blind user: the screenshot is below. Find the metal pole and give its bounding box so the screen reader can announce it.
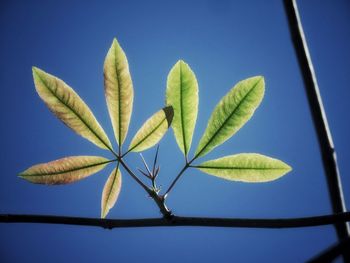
[283,0,349,257]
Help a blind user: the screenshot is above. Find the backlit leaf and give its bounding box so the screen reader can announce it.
[128,106,174,152]
[104,38,134,147]
[195,153,292,182]
[32,67,113,151]
[195,76,264,158]
[19,156,113,185]
[101,164,122,218]
[166,60,198,156]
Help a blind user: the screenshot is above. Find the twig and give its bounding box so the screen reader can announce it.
[119,159,151,194]
[283,0,349,243]
[1,212,350,229]
[119,159,172,218]
[307,236,350,262]
[164,149,202,197]
[163,163,189,198]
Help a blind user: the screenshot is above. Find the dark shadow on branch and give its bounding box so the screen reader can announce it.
[1,212,350,229]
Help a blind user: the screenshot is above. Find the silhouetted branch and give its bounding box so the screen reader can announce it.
[284,0,350,261]
[1,212,350,229]
[283,0,349,241]
[307,236,350,263]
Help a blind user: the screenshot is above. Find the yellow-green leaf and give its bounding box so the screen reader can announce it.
[104,38,134,146]
[195,153,292,182]
[19,156,113,185]
[32,67,113,151]
[128,106,174,152]
[101,165,122,218]
[166,60,198,156]
[195,76,265,158]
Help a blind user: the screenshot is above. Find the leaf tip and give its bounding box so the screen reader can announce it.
[248,75,264,88]
[18,172,31,183]
[174,59,187,69]
[112,38,121,49]
[276,160,292,179]
[285,163,292,173]
[32,67,46,82]
[178,59,190,68]
[163,106,174,127]
[256,75,265,86]
[250,75,265,102]
[32,66,40,77]
[17,173,25,179]
[260,76,265,88]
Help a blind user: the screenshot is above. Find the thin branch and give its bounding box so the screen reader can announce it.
[119,159,151,194]
[164,151,200,197]
[137,168,152,179]
[1,212,350,229]
[140,153,152,176]
[283,0,349,241]
[307,236,350,263]
[152,145,160,176]
[163,163,189,198]
[119,159,172,218]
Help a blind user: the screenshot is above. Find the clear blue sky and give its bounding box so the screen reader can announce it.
[1,0,350,262]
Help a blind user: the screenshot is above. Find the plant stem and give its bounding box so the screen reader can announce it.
[149,191,172,218]
[120,149,131,158]
[119,159,172,218]
[164,163,189,198]
[284,0,349,243]
[1,212,350,229]
[119,159,151,193]
[307,236,350,263]
[164,154,199,198]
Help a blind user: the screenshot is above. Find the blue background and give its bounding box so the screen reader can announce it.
[1,0,349,262]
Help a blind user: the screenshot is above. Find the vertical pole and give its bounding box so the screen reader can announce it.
[283,0,349,258]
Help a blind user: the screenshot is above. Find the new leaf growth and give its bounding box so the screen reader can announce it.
[20,37,292,218]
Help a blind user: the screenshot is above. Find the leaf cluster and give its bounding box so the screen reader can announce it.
[20,38,291,218]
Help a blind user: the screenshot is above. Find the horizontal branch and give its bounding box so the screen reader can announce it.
[1,212,350,229]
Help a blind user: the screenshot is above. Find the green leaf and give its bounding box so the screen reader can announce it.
[32,67,113,151]
[104,38,134,147]
[166,60,198,156]
[195,76,264,158]
[128,106,174,152]
[195,153,292,182]
[19,156,113,185]
[101,164,122,218]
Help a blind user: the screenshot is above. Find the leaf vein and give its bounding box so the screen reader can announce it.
[21,159,115,177]
[195,79,261,158]
[36,72,112,152]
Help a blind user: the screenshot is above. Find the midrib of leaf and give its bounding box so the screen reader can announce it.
[36,73,113,153]
[21,159,115,177]
[129,117,167,152]
[105,162,120,212]
[195,80,261,159]
[194,166,288,171]
[179,63,188,156]
[114,44,122,149]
